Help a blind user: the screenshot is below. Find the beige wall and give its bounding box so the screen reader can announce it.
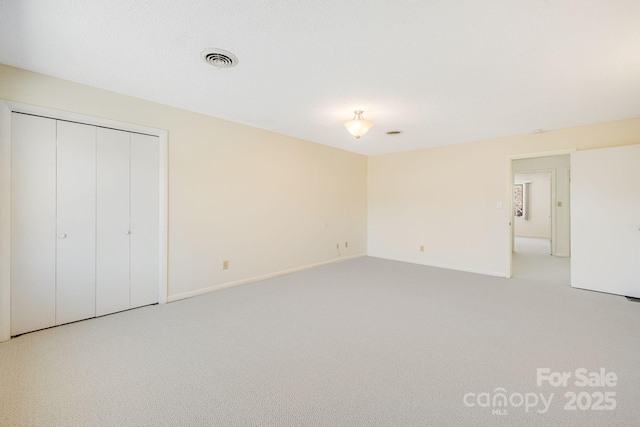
[514,172,551,239]
[0,64,367,299]
[3,63,640,293]
[368,118,640,276]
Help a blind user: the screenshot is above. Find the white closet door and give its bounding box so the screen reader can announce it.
[96,128,130,316]
[130,133,160,308]
[56,121,97,325]
[571,144,640,297]
[10,114,57,335]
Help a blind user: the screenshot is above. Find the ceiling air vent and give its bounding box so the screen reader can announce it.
[201,48,239,69]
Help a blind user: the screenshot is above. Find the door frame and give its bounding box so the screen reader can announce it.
[505,149,576,278]
[0,100,169,342]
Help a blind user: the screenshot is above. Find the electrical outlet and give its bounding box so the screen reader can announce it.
[223,260,229,270]
[345,241,348,248]
[420,245,425,252]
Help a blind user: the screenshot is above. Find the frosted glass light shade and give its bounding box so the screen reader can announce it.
[343,111,373,139]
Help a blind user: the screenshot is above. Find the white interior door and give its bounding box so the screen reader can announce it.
[130,133,160,308]
[571,144,640,297]
[56,121,97,325]
[10,114,57,335]
[96,128,130,316]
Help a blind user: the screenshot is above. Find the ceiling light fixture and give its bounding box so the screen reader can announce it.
[343,110,373,139]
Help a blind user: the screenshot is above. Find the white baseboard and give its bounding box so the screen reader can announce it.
[514,234,551,239]
[367,254,506,278]
[168,253,367,303]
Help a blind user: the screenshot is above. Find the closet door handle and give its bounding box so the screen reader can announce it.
[58,233,67,239]
[125,231,131,235]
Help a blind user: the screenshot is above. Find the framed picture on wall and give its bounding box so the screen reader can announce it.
[514,184,524,217]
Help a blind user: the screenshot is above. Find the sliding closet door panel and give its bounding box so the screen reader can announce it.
[56,121,97,325]
[96,128,130,316]
[10,114,57,335]
[130,134,159,308]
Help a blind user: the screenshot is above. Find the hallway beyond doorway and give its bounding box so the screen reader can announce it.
[513,237,570,285]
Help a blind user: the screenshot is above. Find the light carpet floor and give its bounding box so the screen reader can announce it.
[513,237,571,286]
[1,257,638,426]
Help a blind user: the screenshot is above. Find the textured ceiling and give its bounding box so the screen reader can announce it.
[1,1,639,155]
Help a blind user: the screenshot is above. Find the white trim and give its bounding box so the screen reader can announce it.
[506,156,513,278]
[0,103,11,342]
[514,234,552,239]
[506,148,576,279]
[565,167,571,258]
[157,134,168,304]
[168,254,367,303]
[0,100,169,341]
[1,101,165,137]
[367,255,506,278]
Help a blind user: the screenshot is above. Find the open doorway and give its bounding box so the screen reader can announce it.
[513,171,552,255]
[507,153,572,285]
